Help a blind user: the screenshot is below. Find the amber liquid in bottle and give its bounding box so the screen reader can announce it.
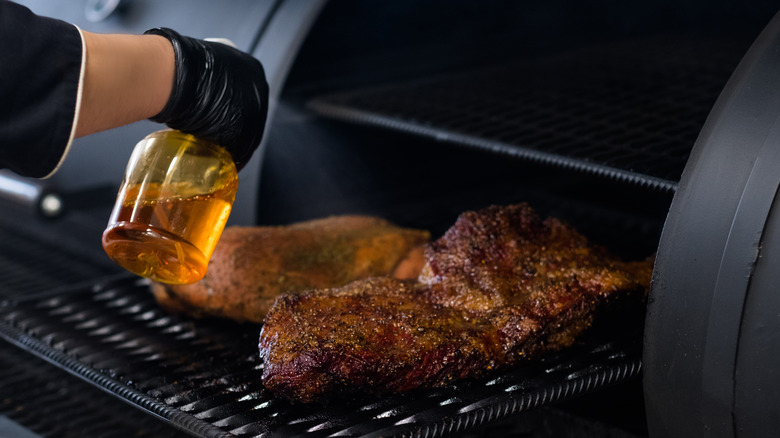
[102,179,237,284]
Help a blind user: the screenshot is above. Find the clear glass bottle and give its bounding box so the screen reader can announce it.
[102,129,238,284]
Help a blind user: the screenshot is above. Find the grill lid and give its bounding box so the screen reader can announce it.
[645,9,780,437]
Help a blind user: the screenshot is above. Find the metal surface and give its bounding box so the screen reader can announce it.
[0,275,644,438]
[644,10,780,438]
[0,170,65,218]
[0,338,188,438]
[308,36,750,192]
[0,206,119,300]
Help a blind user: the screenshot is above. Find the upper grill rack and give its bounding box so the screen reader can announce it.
[0,276,643,438]
[308,36,750,191]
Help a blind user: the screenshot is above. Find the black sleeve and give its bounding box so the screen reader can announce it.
[0,0,84,178]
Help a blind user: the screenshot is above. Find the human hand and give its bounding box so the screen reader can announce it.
[144,27,269,171]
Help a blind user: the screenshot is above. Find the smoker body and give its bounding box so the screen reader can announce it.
[2,1,780,436]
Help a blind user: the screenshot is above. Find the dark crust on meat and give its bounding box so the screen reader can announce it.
[259,203,653,403]
[260,278,506,401]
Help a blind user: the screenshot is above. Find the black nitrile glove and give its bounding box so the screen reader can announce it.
[144,27,269,171]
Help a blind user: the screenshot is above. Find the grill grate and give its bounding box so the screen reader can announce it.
[308,36,750,191]
[0,211,119,299]
[0,276,644,437]
[0,339,188,438]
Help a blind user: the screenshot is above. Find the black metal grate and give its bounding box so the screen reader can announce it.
[0,339,188,438]
[0,211,120,299]
[0,276,644,438]
[308,36,750,191]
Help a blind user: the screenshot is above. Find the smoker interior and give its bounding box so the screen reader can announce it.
[307,36,742,191]
[0,202,651,438]
[1,1,778,437]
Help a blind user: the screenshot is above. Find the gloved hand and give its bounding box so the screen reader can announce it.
[144,27,269,171]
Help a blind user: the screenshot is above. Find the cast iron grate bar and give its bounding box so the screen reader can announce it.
[0,213,120,299]
[0,276,643,437]
[0,339,189,438]
[308,36,750,192]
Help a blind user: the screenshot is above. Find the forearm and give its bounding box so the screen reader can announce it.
[75,31,174,138]
[1,2,264,178]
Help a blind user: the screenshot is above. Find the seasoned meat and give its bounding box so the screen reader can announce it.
[417,203,653,314]
[259,204,652,403]
[259,277,505,401]
[150,216,429,323]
